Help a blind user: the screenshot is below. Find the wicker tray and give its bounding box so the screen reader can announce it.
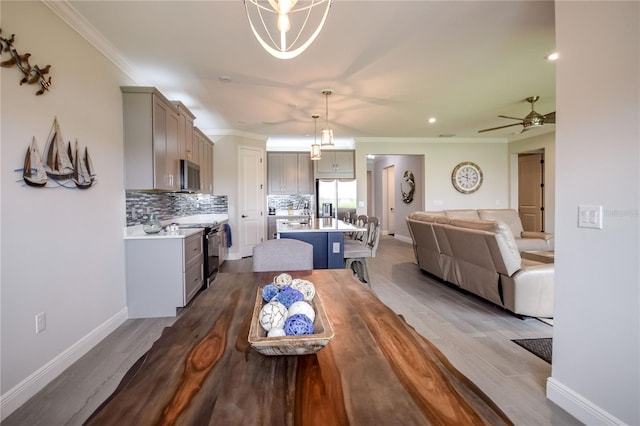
[248,286,334,356]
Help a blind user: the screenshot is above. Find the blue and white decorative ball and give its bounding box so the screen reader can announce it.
[288,301,315,323]
[267,327,286,337]
[291,279,316,301]
[259,300,288,332]
[262,284,279,302]
[273,273,292,289]
[274,286,304,308]
[284,313,315,335]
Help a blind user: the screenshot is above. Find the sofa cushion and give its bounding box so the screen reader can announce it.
[445,209,480,220]
[478,209,524,237]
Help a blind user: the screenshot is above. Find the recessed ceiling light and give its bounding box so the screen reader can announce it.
[545,52,559,61]
[438,134,455,138]
[428,117,437,124]
[367,154,375,159]
[218,75,233,83]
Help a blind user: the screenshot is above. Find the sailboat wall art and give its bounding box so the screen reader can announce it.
[17,117,97,189]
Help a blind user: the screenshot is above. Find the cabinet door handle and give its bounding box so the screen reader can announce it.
[242,214,248,218]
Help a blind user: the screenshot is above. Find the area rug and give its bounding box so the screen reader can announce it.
[512,338,552,364]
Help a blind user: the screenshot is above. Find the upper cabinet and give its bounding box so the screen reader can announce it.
[173,101,196,162]
[122,86,180,191]
[314,150,355,179]
[268,152,313,195]
[195,127,214,195]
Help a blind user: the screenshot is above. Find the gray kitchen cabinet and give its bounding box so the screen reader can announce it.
[314,150,355,179]
[122,87,180,190]
[268,152,313,194]
[173,101,196,162]
[195,127,214,194]
[125,231,204,318]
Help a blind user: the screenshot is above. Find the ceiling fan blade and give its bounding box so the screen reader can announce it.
[477,122,523,133]
[497,115,524,121]
[543,111,556,123]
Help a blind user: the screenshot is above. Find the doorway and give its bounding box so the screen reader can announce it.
[382,165,396,235]
[518,152,545,232]
[239,146,264,257]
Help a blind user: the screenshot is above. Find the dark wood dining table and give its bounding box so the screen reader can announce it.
[86,269,512,425]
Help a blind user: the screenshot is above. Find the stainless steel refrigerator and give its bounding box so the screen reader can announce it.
[316,179,357,219]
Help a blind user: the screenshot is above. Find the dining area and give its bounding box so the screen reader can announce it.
[84,268,513,425]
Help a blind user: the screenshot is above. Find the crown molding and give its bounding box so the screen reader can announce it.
[43,1,146,85]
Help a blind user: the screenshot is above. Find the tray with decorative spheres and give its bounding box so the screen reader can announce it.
[248,284,334,356]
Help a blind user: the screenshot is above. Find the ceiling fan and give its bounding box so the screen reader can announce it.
[478,96,556,133]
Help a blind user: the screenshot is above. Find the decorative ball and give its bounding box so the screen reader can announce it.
[259,301,288,332]
[267,327,286,338]
[284,313,315,335]
[274,286,304,309]
[262,284,279,302]
[288,301,315,323]
[273,273,292,289]
[290,279,316,301]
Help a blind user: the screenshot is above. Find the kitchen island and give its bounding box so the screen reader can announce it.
[277,218,364,269]
[86,270,512,425]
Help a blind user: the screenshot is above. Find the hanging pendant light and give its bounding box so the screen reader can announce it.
[310,114,321,160]
[321,89,334,147]
[243,0,332,60]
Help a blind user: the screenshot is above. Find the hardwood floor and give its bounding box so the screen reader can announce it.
[2,236,579,425]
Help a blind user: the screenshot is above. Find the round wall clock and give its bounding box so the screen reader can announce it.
[451,161,483,194]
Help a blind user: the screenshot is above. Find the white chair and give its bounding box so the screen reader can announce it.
[344,217,380,285]
[252,239,314,272]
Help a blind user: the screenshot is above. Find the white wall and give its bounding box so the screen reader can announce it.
[355,139,510,214]
[209,132,266,260]
[548,2,639,424]
[0,2,132,417]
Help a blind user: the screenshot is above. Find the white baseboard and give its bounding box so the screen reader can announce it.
[546,377,624,425]
[394,234,412,244]
[0,308,128,421]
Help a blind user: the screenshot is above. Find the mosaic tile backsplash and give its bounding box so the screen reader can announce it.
[267,194,314,212]
[126,191,228,226]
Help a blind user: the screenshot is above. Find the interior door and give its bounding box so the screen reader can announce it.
[518,153,544,231]
[239,147,264,257]
[382,165,396,235]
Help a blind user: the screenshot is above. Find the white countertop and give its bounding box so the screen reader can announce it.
[124,213,229,240]
[124,226,204,240]
[277,218,364,234]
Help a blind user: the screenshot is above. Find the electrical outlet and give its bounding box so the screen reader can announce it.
[333,242,341,253]
[35,312,46,334]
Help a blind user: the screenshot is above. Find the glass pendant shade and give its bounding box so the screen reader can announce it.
[310,114,321,160]
[320,128,333,147]
[321,89,334,147]
[310,143,321,160]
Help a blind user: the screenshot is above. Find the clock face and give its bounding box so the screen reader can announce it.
[452,162,483,194]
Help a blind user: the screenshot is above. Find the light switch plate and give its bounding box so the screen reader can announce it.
[578,205,603,229]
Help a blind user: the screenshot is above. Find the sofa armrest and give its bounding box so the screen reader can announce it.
[521,231,554,241]
[502,264,555,317]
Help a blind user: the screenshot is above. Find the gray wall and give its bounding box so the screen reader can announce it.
[371,155,424,240]
[1,1,132,415]
[549,2,639,424]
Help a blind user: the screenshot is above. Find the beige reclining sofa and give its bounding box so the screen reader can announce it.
[406,211,554,318]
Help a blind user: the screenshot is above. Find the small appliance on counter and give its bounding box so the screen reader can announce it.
[269,207,276,215]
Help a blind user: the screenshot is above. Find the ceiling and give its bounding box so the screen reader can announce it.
[60,0,557,141]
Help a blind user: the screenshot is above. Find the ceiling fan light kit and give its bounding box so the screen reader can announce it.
[243,0,332,60]
[321,89,334,147]
[478,96,556,134]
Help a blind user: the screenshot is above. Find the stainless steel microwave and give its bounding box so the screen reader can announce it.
[180,159,200,192]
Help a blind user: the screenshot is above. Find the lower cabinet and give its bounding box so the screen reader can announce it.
[125,231,203,318]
